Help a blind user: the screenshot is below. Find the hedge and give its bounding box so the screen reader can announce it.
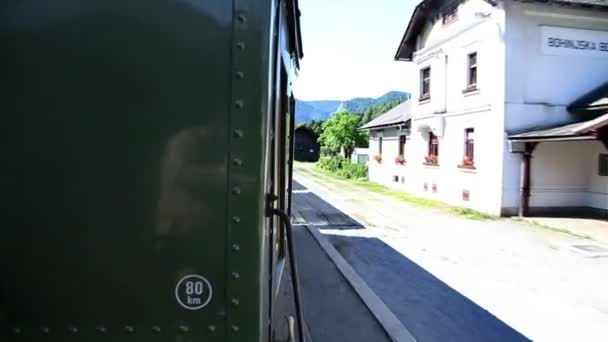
[316,156,368,180]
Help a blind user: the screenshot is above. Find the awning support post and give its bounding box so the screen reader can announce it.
[519,142,538,217]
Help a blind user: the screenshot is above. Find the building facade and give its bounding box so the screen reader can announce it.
[386,0,608,216]
[361,101,412,187]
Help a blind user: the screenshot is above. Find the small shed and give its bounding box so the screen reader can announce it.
[351,148,369,164]
[294,126,320,162]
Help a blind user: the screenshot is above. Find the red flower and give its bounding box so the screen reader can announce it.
[424,154,438,165]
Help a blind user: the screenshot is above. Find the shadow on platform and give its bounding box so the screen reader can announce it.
[292,181,530,341]
[292,181,364,230]
[324,234,531,342]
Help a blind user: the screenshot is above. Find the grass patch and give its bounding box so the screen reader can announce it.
[315,156,368,180]
[450,207,496,220]
[351,180,389,193]
[511,217,593,240]
[298,162,496,221]
[389,191,447,209]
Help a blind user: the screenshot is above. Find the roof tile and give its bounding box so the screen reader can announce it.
[360,100,412,130]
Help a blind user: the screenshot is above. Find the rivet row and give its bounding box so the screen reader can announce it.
[231,8,247,337]
[9,326,192,334]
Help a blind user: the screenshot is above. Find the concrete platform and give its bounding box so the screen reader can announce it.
[293,225,392,342]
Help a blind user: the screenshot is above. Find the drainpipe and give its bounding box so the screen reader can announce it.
[519,142,538,217]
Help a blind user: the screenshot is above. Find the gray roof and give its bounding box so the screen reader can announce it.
[360,100,411,130]
[569,81,608,110]
[509,122,592,140]
[509,114,608,141]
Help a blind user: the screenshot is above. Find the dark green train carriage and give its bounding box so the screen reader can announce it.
[0,0,303,341]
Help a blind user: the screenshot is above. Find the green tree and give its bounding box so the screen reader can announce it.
[298,119,325,136]
[319,112,368,159]
[359,99,406,126]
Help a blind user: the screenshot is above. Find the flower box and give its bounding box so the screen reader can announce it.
[457,156,476,169]
[423,154,439,166]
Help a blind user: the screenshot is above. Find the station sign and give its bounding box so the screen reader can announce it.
[541,25,608,58]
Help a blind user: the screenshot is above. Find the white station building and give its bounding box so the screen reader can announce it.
[365,0,608,217]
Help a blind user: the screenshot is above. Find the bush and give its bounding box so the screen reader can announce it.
[317,156,346,173]
[316,156,368,180]
[336,163,368,179]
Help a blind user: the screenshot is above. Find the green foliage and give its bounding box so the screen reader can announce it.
[336,163,368,180]
[449,208,496,220]
[319,112,368,158]
[337,91,409,113]
[360,98,407,126]
[316,157,368,180]
[298,120,325,136]
[316,156,346,173]
[296,91,410,124]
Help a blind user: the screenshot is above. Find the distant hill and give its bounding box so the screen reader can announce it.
[296,91,409,124]
[295,100,340,123]
[337,91,409,113]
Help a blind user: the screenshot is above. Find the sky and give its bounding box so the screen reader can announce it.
[294,0,419,101]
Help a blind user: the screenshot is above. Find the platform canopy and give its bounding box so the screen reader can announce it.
[509,82,608,145]
[508,114,608,142]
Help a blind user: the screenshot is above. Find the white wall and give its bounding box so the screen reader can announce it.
[405,0,507,215]
[503,141,608,213]
[504,2,608,127]
[530,142,590,207]
[412,1,505,118]
[368,128,412,189]
[502,2,608,211]
[397,0,607,215]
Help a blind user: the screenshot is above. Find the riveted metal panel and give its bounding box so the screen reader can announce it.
[226,0,274,341]
[0,1,234,341]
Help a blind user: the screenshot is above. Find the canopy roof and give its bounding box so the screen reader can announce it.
[509,113,608,142]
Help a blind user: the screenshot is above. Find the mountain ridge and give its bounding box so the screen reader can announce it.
[296,91,409,124]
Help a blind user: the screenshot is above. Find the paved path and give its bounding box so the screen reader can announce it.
[285,225,390,342]
[293,163,608,342]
